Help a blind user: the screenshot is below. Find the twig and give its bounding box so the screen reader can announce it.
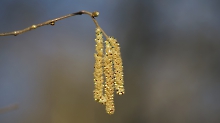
[0,10,108,38]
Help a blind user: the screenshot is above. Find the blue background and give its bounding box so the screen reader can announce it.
[0,0,220,123]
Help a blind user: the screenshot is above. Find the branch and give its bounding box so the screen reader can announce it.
[0,10,108,38]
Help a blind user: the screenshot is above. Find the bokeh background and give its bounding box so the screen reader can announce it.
[1,0,220,123]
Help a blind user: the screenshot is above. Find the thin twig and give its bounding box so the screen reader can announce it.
[0,10,108,38]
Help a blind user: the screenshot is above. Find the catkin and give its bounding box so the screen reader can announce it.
[93,28,106,104]
[104,41,115,114]
[108,37,125,95]
[93,28,125,115]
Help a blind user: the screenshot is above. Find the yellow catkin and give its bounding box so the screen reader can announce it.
[104,41,115,114]
[108,37,125,95]
[93,28,106,104]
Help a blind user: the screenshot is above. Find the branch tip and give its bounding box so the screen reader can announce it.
[92,11,99,17]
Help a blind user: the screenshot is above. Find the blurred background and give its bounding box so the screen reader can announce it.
[0,0,220,123]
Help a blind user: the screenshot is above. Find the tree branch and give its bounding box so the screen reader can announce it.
[0,10,108,38]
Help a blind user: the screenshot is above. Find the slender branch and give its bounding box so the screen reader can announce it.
[0,10,108,37]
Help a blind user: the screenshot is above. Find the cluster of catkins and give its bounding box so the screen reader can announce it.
[93,28,125,114]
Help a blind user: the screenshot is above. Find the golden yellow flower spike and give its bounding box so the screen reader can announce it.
[103,41,115,114]
[108,37,125,95]
[93,19,125,114]
[93,28,106,105]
